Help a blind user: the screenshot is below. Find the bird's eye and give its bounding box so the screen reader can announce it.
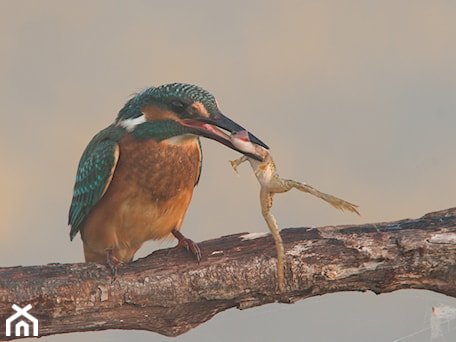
[170,100,186,113]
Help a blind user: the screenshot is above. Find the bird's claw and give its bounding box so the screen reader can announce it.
[106,248,123,278]
[172,229,202,263]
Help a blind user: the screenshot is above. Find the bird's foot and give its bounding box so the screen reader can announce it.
[105,248,123,278]
[172,229,202,263]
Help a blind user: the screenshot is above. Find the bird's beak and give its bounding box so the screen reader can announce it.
[180,112,268,161]
[207,112,269,150]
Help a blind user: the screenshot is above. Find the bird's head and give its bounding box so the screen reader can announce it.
[116,83,268,160]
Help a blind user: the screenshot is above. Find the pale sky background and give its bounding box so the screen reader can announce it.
[1,1,456,341]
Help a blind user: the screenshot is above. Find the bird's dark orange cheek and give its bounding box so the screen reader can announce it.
[190,102,210,118]
[141,104,180,122]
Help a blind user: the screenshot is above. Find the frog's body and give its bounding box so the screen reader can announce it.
[229,130,360,291]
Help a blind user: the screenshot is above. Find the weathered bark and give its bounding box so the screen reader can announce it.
[1,207,456,340]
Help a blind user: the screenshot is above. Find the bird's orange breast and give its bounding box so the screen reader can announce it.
[80,133,201,262]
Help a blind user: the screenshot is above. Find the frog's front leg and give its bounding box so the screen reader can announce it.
[229,155,249,175]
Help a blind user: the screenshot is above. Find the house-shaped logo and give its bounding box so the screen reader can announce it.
[5,304,39,337]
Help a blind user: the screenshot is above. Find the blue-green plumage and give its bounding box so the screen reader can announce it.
[117,83,219,121]
[68,83,268,265]
[69,125,122,240]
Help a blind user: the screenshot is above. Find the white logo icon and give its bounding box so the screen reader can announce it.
[5,304,39,337]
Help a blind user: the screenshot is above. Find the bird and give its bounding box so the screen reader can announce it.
[68,83,268,271]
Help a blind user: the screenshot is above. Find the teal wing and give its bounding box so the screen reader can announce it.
[69,135,120,240]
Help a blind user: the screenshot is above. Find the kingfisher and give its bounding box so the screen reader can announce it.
[69,83,268,270]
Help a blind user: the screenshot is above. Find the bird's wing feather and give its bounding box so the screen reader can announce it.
[69,137,120,240]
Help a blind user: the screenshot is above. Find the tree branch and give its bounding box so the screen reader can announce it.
[2,207,456,339]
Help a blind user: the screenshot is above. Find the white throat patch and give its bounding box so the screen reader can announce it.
[119,113,146,132]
